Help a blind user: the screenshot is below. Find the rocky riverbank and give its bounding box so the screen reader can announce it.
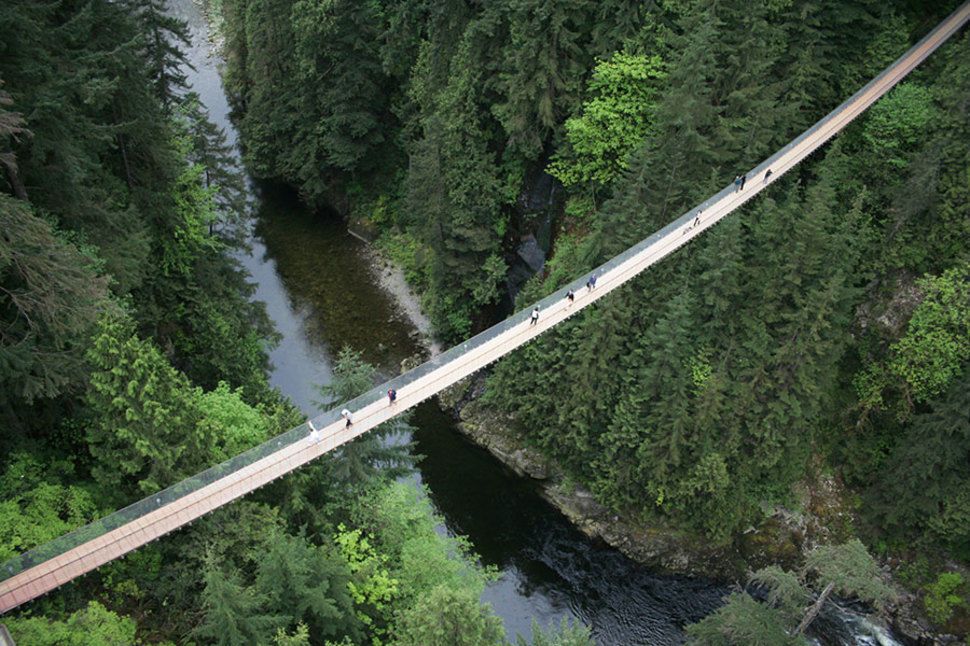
[437,374,804,580]
[436,374,962,644]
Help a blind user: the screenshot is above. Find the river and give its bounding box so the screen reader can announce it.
[168,2,897,644]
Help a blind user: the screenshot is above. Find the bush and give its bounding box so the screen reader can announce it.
[924,572,966,625]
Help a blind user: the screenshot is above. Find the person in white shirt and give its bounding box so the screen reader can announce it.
[306,419,321,443]
[341,409,353,428]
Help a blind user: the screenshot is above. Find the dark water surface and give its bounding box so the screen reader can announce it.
[168,2,893,644]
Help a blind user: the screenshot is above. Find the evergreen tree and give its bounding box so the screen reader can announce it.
[392,585,505,646]
[0,196,109,412]
[195,559,283,646]
[0,78,29,199]
[124,0,194,108]
[4,601,138,646]
[177,92,248,241]
[876,367,970,555]
[84,312,211,495]
[687,541,891,645]
[254,532,361,642]
[317,348,417,488]
[493,0,590,160]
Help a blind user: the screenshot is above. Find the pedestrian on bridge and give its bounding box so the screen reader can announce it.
[763,168,773,184]
[694,211,702,227]
[586,274,597,291]
[307,420,321,443]
[387,388,397,405]
[341,408,353,428]
[566,289,575,305]
[740,174,747,190]
[733,175,742,192]
[530,307,540,326]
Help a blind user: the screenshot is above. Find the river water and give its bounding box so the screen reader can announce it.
[169,2,897,643]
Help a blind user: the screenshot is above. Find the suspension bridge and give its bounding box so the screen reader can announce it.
[2,0,968,616]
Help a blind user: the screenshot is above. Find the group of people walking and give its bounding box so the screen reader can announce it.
[306,388,398,442]
[308,167,781,445]
[735,168,773,193]
[529,273,597,327]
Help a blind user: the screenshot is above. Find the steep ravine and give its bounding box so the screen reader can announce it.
[181,0,915,642]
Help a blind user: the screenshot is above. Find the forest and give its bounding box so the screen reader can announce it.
[0,0,968,644]
[0,0,596,643]
[214,0,969,641]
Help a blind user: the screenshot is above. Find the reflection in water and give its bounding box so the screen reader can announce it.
[252,184,417,375]
[411,403,725,644]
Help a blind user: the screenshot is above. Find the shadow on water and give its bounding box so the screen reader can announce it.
[411,401,727,644]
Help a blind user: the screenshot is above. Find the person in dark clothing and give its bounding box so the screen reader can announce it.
[693,211,702,227]
[763,168,773,184]
[566,289,575,305]
[530,307,540,326]
[733,175,742,192]
[387,388,397,405]
[739,174,746,190]
[586,275,597,291]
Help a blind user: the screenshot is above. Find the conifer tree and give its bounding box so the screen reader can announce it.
[177,92,248,240]
[494,0,590,160]
[0,197,109,411]
[317,348,417,488]
[85,312,212,495]
[254,532,361,641]
[195,559,283,646]
[123,0,193,108]
[0,78,29,200]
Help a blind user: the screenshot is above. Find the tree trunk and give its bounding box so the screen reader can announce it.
[795,581,835,636]
[117,133,134,189]
[2,158,28,200]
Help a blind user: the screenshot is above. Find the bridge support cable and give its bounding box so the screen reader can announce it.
[2,0,968,615]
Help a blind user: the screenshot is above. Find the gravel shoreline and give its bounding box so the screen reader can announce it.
[358,241,442,358]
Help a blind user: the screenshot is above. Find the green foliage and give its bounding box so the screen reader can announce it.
[515,618,594,646]
[199,382,272,461]
[549,53,665,187]
[870,365,970,555]
[85,311,279,496]
[0,196,109,409]
[924,572,966,625]
[195,559,284,646]
[334,524,399,642]
[85,312,210,494]
[686,591,806,646]
[353,482,493,608]
[0,453,101,563]
[748,566,810,622]
[804,539,893,609]
[254,532,361,642]
[888,265,970,403]
[688,541,890,643]
[274,623,311,646]
[376,231,431,295]
[862,83,936,170]
[5,601,138,646]
[391,585,505,646]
